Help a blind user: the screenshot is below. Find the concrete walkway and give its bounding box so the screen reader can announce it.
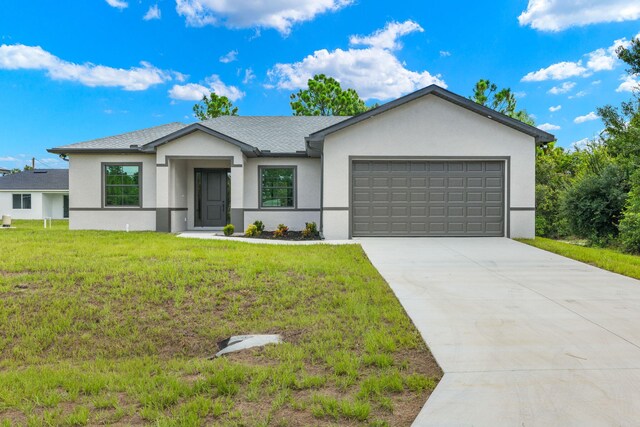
[358,237,640,427]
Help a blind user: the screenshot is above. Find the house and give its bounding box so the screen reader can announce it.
[47,85,554,239]
[0,168,10,176]
[0,169,69,220]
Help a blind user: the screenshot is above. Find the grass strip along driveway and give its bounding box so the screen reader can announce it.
[0,221,440,426]
[519,237,640,281]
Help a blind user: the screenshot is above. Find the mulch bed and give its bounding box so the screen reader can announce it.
[243,231,321,241]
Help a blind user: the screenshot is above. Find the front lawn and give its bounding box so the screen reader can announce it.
[0,220,440,426]
[518,237,640,280]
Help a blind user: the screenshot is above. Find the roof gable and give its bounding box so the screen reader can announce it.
[307,85,555,145]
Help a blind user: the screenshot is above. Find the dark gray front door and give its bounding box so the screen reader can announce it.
[196,169,227,227]
[351,160,505,237]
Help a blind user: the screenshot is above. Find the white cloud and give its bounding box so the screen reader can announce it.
[571,137,590,150]
[169,74,244,101]
[267,20,445,101]
[0,44,175,90]
[617,75,640,92]
[175,0,352,35]
[440,50,451,57]
[514,91,526,99]
[105,0,128,9]
[522,61,588,82]
[219,50,238,63]
[242,68,255,84]
[143,5,161,20]
[548,81,576,94]
[549,105,562,112]
[574,112,599,124]
[538,123,561,131]
[349,20,423,50]
[0,156,18,162]
[522,34,639,82]
[518,0,640,32]
[569,90,587,99]
[592,80,602,85]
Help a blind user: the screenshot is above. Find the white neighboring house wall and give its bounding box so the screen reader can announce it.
[68,153,156,231]
[321,94,536,240]
[0,191,67,220]
[243,157,321,232]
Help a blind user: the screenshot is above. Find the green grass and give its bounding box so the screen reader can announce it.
[0,220,440,426]
[518,237,640,280]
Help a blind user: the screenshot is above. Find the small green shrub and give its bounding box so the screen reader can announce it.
[245,224,260,237]
[253,220,265,233]
[223,224,235,236]
[302,222,318,239]
[273,223,289,238]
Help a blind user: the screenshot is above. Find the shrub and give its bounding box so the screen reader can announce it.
[273,223,289,238]
[223,224,235,236]
[245,224,260,237]
[561,163,628,245]
[302,222,318,239]
[253,220,265,233]
[619,172,640,252]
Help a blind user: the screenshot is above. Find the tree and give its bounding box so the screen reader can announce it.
[616,37,640,77]
[193,92,238,120]
[469,79,535,125]
[290,74,370,116]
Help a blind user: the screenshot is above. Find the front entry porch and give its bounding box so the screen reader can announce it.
[155,157,243,233]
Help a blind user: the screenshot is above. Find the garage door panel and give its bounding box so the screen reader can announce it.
[352,160,504,237]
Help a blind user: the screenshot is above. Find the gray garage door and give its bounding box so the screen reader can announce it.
[351,160,505,237]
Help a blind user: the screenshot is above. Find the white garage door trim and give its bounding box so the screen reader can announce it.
[348,156,511,238]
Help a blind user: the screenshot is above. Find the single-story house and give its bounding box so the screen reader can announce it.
[47,85,554,239]
[0,169,69,220]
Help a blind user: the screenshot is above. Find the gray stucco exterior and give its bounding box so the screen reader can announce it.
[48,85,553,238]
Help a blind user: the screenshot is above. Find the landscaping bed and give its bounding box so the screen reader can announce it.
[242,230,321,241]
[0,220,441,426]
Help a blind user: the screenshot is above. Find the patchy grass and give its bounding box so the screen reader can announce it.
[518,237,640,280]
[0,220,440,426]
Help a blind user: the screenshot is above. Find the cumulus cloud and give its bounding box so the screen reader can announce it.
[548,81,576,94]
[574,112,599,124]
[0,44,176,90]
[242,68,255,84]
[522,35,638,82]
[169,74,244,101]
[538,123,561,131]
[518,0,640,32]
[349,20,423,50]
[105,0,128,9]
[571,137,590,150]
[219,50,238,63]
[440,50,451,57]
[617,75,640,92]
[522,61,588,82]
[144,5,162,20]
[175,0,352,35]
[549,105,562,112]
[267,20,445,101]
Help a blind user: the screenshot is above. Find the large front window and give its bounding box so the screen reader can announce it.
[260,167,295,208]
[104,164,141,207]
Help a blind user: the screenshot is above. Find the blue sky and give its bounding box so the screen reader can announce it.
[1,0,640,169]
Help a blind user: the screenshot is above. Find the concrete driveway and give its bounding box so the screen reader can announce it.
[358,237,640,427]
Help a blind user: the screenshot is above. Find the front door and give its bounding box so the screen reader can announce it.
[195,169,228,227]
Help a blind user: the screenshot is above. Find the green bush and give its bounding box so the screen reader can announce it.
[302,222,318,239]
[222,224,235,236]
[619,172,640,252]
[562,164,628,244]
[253,220,265,233]
[245,224,260,237]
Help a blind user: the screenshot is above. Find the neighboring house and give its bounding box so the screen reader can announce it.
[47,85,553,239]
[0,168,10,176]
[0,169,69,220]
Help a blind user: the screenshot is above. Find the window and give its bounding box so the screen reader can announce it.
[260,167,295,208]
[12,194,31,209]
[104,164,141,207]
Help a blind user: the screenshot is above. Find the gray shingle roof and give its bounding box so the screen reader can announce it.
[199,116,350,152]
[49,117,350,154]
[0,169,68,190]
[52,122,188,151]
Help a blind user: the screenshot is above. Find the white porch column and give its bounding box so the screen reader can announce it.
[230,164,244,231]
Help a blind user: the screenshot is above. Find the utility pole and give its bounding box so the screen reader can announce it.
[32,157,35,169]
